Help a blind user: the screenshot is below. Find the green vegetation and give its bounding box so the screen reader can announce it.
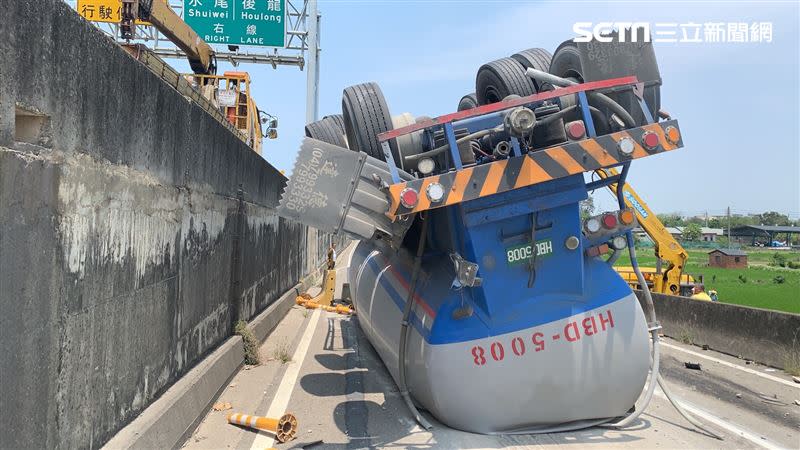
[234,320,261,365]
[655,210,799,245]
[618,248,800,314]
[786,348,800,377]
[273,340,292,364]
[682,223,702,241]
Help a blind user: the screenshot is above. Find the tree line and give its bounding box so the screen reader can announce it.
[656,211,797,229]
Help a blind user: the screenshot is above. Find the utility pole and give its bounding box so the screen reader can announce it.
[305,0,319,124]
[727,206,731,249]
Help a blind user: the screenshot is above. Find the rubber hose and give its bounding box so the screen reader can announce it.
[600,162,659,428]
[526,68,636,128]
[397,214,432,430]
[657,374,724,440]
[600,234,660,429]
[404,126,501,165]
[535,105,577,126]
[587,92,637,128]
[601,167,723,440]
[606,247,623,266]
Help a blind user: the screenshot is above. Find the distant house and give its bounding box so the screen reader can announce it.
[700,228,724,242]
[708,248,748,269]
[666,227,683,239]
[632,227,650,242]
[666,226,724,242]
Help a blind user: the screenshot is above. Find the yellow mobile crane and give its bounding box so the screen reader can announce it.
[117,0,275,153]
[120,0,215,74]
[596,167,701,296]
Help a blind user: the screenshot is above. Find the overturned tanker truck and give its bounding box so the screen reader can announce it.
[279,37,691,434]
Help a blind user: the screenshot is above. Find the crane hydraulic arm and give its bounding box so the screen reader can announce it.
[120,0,216,74]
[595,167,689,295]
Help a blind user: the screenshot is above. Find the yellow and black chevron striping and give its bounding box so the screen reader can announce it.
[387,120,683,219]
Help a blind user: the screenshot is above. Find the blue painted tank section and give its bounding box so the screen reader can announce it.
[350,174,650,432]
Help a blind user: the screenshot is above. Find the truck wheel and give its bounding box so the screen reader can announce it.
[342,82,398,163]
[323,114,346,136]
[475,57,537,105]
[548,41,584,82]
[549,40,660,125]
[304,115,348,148]
[511,48,553,91]
[457,93,478,111]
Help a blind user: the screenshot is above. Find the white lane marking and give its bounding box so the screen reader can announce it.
[660,341,798,389]
[250,308,321,450]
[653,389,784,450]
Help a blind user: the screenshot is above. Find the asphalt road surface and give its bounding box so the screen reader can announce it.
[184,245,800,450]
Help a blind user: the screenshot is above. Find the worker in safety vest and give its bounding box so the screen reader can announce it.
[690,285,712,301]
[327,243,337,270]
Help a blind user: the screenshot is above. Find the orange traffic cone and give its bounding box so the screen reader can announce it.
[227,412,298,443]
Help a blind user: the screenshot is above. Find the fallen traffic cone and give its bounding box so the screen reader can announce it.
[295,293,313,305]
[227,412,298,443]
[296,297,354,315]
[330,304,355,315]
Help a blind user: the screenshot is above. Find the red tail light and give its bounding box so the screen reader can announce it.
[400,188,419,208]
[601,213,617,229]
[642,131,660,150]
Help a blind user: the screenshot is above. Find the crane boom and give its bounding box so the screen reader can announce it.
[595,167,690,295]
[121,0,216,74]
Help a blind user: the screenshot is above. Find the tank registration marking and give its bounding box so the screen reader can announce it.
[470,309,615,366]
[282,147,331,213]
[505,239,553,266]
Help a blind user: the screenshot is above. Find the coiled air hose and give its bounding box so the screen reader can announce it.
[397,214,432,430]
[524,68,723,438]
[599,164,723,440]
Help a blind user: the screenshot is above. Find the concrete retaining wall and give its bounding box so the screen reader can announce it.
[0,2,339,448]
[635,291,800,369]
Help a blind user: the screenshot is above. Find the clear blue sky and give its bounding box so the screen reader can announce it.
[170,0,800,218]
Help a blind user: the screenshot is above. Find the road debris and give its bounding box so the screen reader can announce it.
[212,402,233,411]
[227,412,298,443]
[792,376,800,384]
[279,439,323,449]
[758,394,788,406]
[684,362,702,370]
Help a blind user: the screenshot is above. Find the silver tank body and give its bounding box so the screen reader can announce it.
[349,241,650,434]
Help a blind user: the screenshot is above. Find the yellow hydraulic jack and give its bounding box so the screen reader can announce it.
[227,412,298,443]
[296,270,355,315]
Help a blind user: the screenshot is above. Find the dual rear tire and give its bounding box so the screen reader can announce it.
[304,114,347,148]
[475,48,552,105]
[341,82,399,164]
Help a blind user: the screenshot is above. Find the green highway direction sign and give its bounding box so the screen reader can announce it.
[184,0,285,47]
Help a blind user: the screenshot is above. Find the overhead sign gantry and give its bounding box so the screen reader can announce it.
[71,0,320,122]
[184,0,286,47]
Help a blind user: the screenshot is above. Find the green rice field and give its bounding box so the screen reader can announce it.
[616,248,799,314]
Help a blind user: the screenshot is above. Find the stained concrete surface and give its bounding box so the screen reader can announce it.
[636,291,800,370]
[185,248,800,449]
[0,1,339,448]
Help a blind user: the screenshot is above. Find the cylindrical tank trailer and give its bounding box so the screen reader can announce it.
[349,176,651,433]
[281,39,681,433]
